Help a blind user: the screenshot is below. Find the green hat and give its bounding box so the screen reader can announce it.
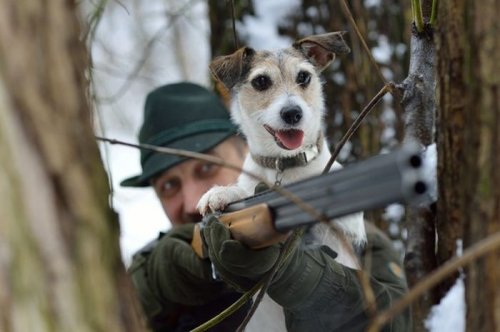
[120,82,238,187]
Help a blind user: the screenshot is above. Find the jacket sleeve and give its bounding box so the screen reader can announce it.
[128,235,252,332]
[269,224,411,332]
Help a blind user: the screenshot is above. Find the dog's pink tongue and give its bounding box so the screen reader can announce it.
[276,130,304,150]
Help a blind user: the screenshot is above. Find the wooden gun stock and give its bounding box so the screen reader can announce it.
[192,204,289,258]
[191,144,431,258]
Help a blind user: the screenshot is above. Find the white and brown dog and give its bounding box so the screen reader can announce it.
[197,32,367,330]
[198,31,366,257]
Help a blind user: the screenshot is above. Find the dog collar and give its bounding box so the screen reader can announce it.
[251,134,323,172]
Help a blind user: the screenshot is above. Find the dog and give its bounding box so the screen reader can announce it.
[197,31,367,331]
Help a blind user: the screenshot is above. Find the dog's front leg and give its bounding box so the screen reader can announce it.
[197,185,249,215]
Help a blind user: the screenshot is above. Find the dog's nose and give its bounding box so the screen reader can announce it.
[280,106,302,125]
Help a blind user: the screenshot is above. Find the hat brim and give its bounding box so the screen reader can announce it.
[120,130,236,187]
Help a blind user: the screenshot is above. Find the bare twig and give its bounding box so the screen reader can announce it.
[318,83,399,316]
[340,0,386,84]
[96,135,262,181]
[412,0,425,32]
[190,282,261,332]
[86,0,114,208]
[96,0,200,104]
[367,231,500,332]
[84,0,109,44]
[93,105,115,209]
[229,0,239,49]
[96,136,329,223]
[323,83,393,174]
[113,0,130,14]
[236,228,304,331]
[430,0,438,26]
[320,4,404,313]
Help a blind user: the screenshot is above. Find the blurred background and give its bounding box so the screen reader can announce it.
[4,1,497,330]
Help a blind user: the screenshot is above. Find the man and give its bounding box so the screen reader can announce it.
[122,82,411,331]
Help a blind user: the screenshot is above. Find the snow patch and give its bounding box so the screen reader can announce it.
[425,278,465,332]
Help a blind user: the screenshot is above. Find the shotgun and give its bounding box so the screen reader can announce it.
[192,144,430,258]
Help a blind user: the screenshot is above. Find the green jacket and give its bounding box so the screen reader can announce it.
[128,224,411,331]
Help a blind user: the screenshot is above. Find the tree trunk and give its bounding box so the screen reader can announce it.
[0,1,144,331]
[437,0,500,331]
[400,1,439,328]
[435,0,466,297]
[461,0,500,330]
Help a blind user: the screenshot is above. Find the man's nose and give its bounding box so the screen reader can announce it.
[182,181,207,215]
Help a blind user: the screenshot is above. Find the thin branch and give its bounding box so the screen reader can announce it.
[112,0,129,14]
[84,0,109,44]
[430,0,438,26]
[96,0,199,104]
[93,92,115,210]
[319,83,399,318]
[412,0,425,32]
[190,282,261,332]
[85,0,115,208]
[96,136,326,224]
[229,0,239,49]
[95,23,167,104]
[321,83,397,316]
[236,228,304,331]
[367,230,500,332]
[358,244,377,315]
[323,83,392,174]
[97,135,261,180]
[341,0,387,84]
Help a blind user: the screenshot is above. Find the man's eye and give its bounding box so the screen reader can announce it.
[160,178,180,197]
[296,71,311,87]
[197,162,219,178]
[251,75,272,91]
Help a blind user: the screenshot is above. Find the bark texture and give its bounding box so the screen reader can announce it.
[461,1,500,330]
[0,1,144,331]
[400,23,439,331]
[435,0,465,297]
[437,0,500,331]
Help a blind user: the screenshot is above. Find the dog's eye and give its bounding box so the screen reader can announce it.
[251,75,272,91]
[296,71,311,87]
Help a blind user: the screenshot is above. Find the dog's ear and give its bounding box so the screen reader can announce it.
[210,47,255,90]
[293,31,350,72]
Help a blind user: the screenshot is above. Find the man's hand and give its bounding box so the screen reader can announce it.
[203,216,283,291]
[202,216,340,310]
[146,223,229,306]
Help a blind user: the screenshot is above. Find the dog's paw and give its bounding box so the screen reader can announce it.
[197,185,249,216]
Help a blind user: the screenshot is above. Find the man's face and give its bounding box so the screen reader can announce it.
[152,139,246,226]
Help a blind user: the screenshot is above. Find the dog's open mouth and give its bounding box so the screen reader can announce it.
[264,125,304,150]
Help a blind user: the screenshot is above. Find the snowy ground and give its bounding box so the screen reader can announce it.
[426,277,465,331]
